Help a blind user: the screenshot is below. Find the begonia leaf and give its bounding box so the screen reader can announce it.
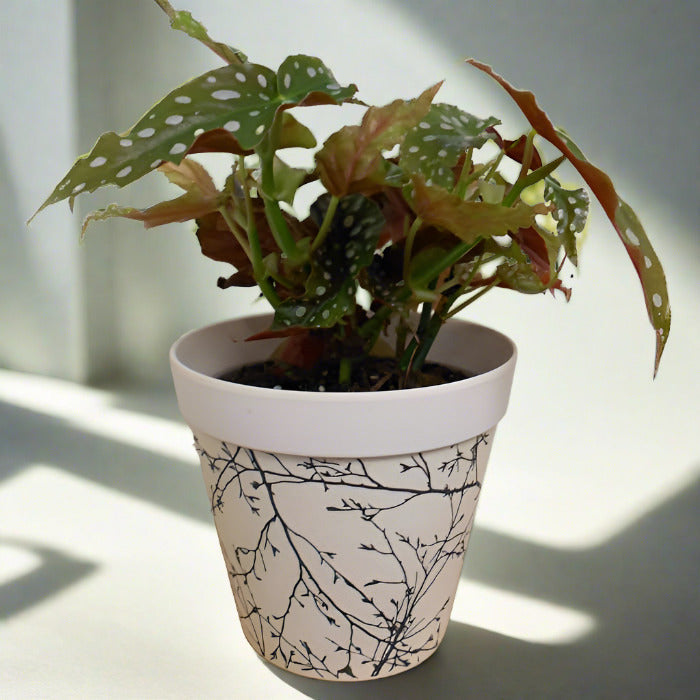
[409,176,546,245]
[544,176,589,266]
[400,104,500,189]
[81,158,219,237]
[35,56,356,216]
[467,58,670,374]
[167,7,247,64]
[316,83,441,197]
[274,194,384,328]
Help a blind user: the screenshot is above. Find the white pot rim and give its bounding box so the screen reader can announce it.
[170,313,517,457]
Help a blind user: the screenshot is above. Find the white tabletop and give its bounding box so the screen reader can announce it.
[2,321,698,699]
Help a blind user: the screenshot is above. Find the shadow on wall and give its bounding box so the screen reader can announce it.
[387,0,700,236]
[0,131,54,375]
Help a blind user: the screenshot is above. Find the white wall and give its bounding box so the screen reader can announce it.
[0,1,85,380]
[2,0,697,385]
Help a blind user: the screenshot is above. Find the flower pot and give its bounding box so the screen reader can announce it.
[170,313,516,681]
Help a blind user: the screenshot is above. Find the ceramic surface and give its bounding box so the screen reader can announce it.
[195,430,494,680]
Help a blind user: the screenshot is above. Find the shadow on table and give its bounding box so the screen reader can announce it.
[0,536,98,620]
[0,398,209,523]
[267,474,700,699]
[1,396,698,698]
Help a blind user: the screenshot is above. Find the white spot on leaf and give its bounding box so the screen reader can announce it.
[652,293,663,307]
[169,143,186,155]
[224,120,240,132]
[165,115,183,125]
[116,166,132,178]
[137,128,155,138]
[212,90,240,101]
[120,138,133,147]
[626,229,641,246]
[174,95,192,104]
[89,157,107,168]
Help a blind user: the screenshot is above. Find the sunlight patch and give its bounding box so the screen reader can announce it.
[451,579,595,644]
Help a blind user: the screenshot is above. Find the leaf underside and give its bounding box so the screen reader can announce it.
[467,58,670,374]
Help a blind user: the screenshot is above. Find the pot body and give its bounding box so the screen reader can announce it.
[170,314,516,681]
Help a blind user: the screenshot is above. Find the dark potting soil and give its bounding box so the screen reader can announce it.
[219,357,472,392]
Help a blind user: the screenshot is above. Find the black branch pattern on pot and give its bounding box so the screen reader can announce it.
[195,431,490,679]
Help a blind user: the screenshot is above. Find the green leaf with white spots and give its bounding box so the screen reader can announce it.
[274,194,384,328]
[276,55,357,107]
[364,246,408,305]
[400,105,500,190]
[491,240,550,294]
[544,176,589,266]
[615,198,671,374]
[316,83,441,197]
[35,56,356,217]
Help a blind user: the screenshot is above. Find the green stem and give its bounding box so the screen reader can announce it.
[398,300,434,372]
[445,279,499,319]
[454,147,474,199]
[403,216,422,283]
[503,154,566,207]
[338,356,353,386]
[516,130,536,182]
[310,195,339,252]
[220,204,280,307]
[218,204,252,260]
[412,238,481,290]
[483,149,505,181]
[399,308,445,377]
[258,122,304,265]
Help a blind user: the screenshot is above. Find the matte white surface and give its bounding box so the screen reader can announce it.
[170,315,515,456]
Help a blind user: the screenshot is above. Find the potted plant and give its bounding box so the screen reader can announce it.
[32,0,670,681]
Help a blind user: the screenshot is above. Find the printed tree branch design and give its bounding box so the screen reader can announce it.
[195,431,490,679]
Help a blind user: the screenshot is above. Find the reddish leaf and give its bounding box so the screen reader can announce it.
[410,176,546,244]
[467,59,670,374]
[316,83,441,197]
